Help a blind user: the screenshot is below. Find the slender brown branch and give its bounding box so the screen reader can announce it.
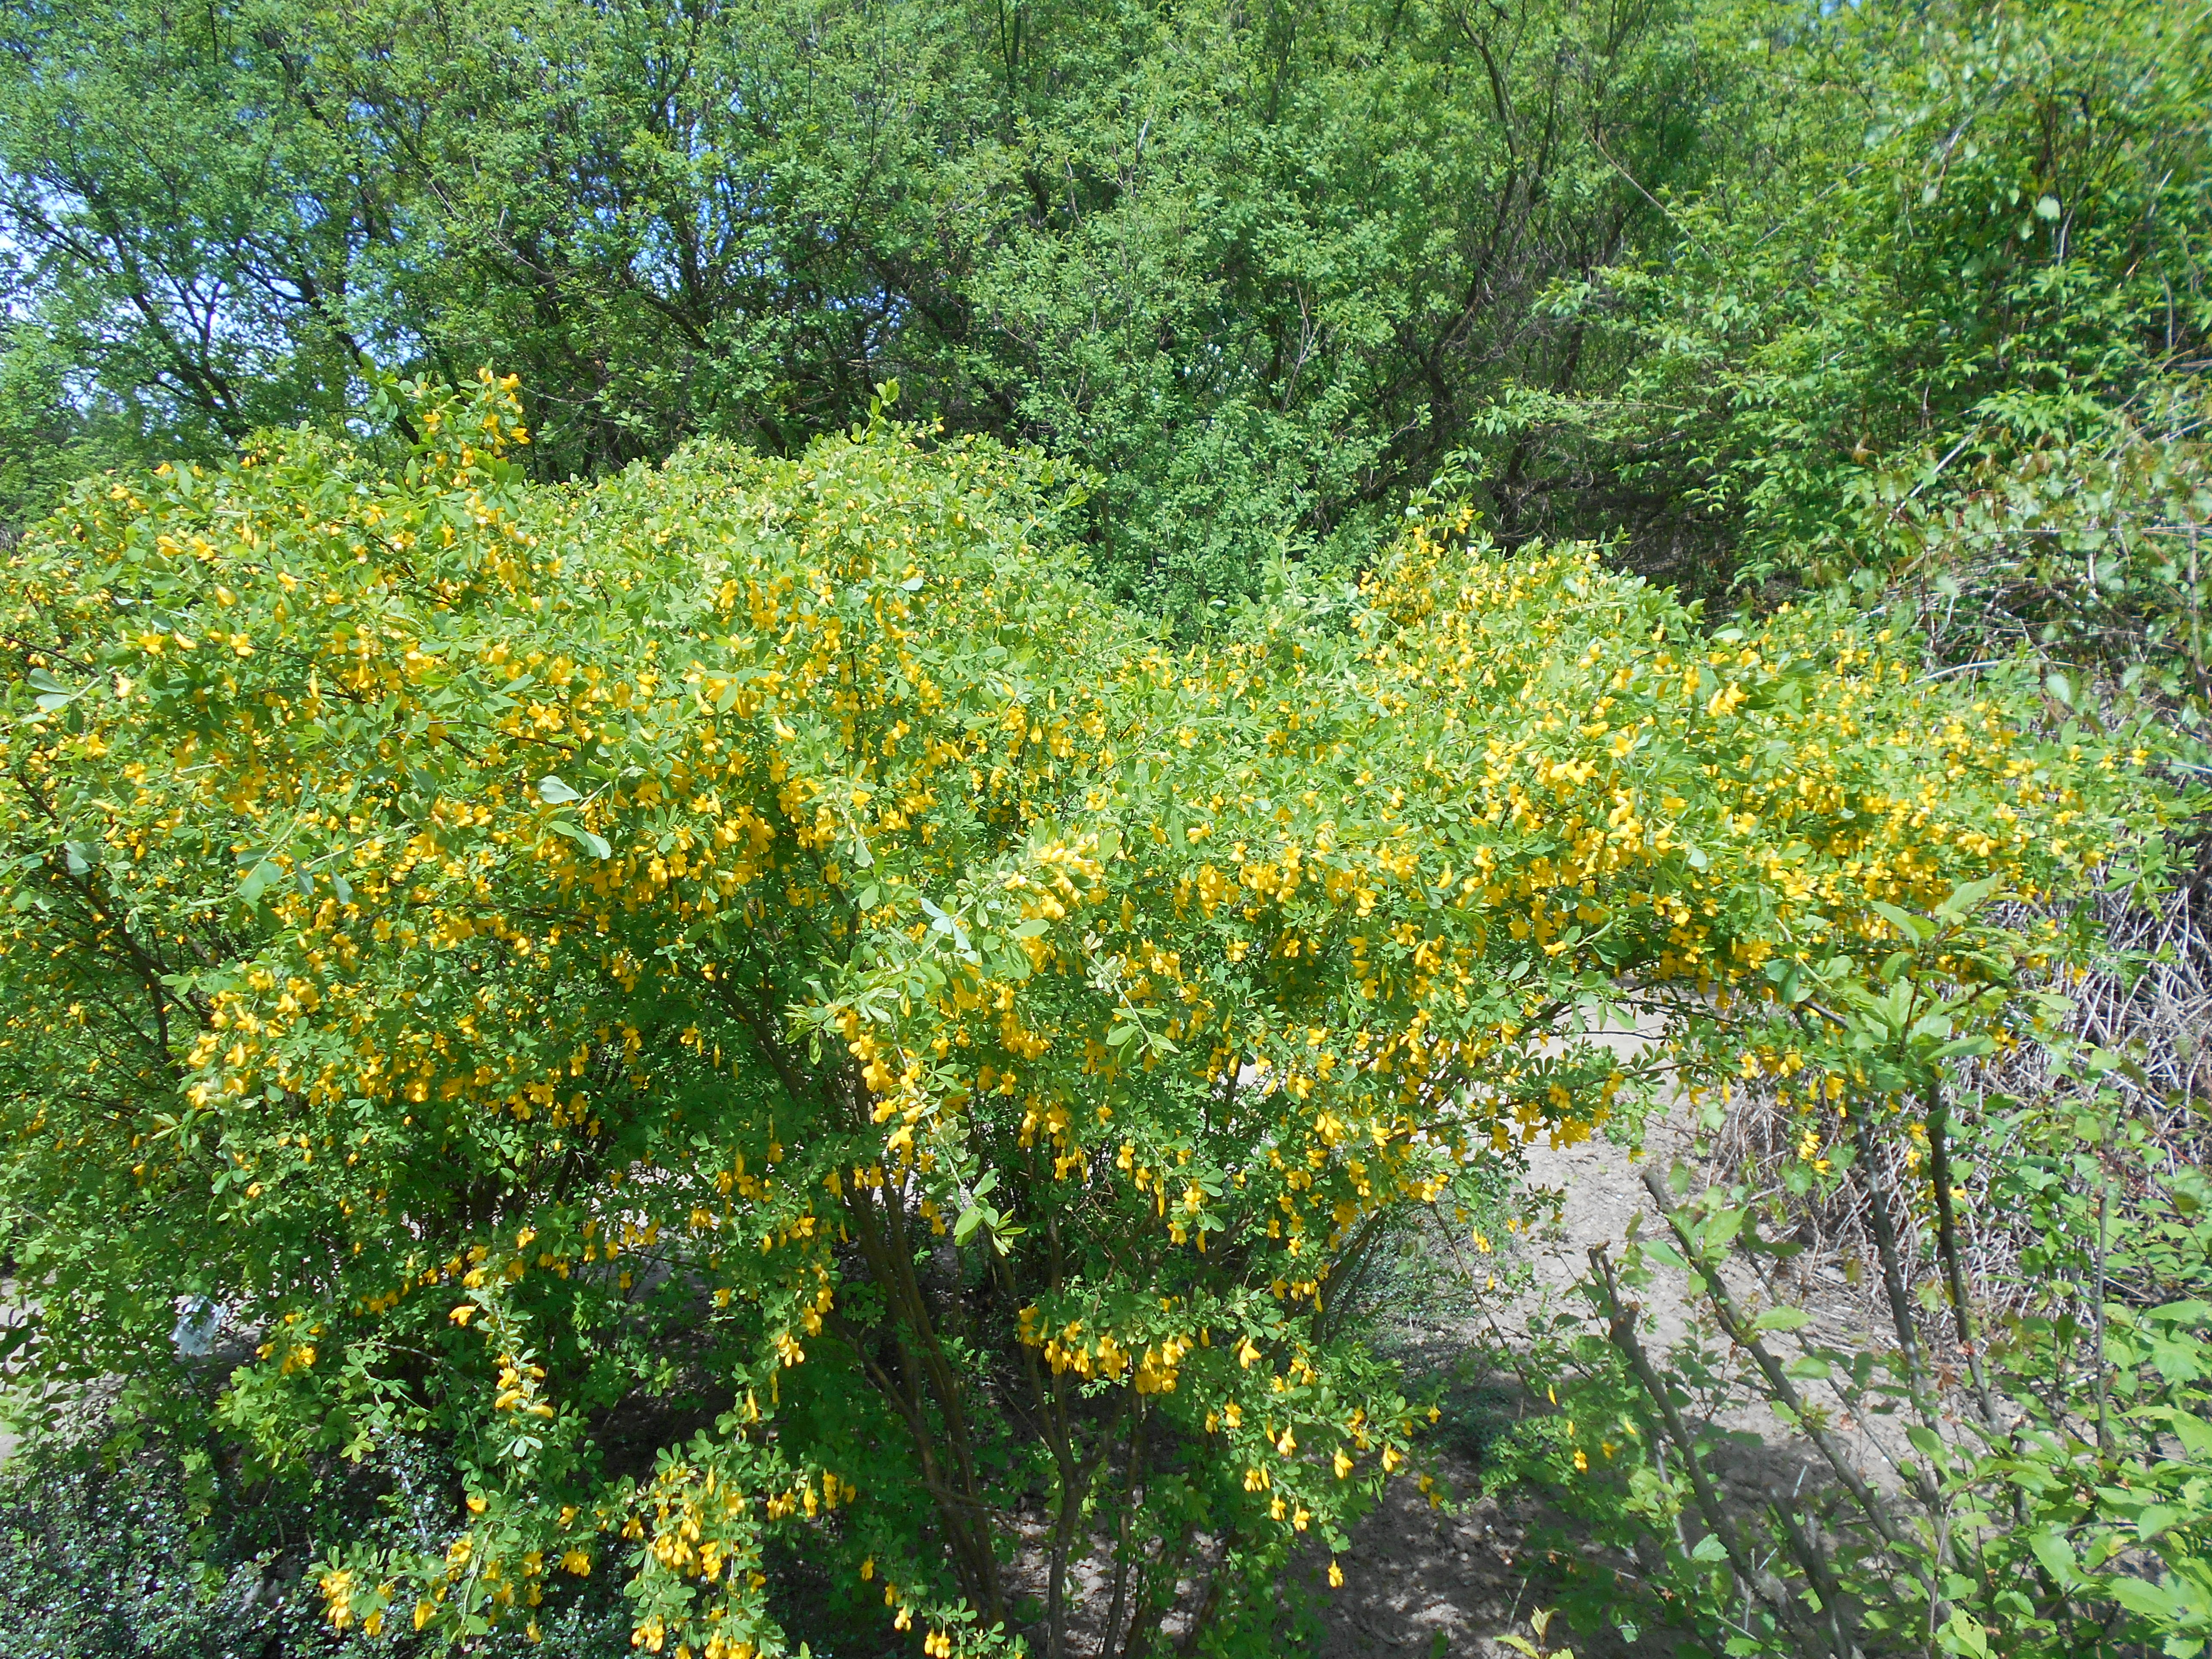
[1924,1085,2007,1437]
[1639,1167,1907,1552]
[1590,1245,1841,1658]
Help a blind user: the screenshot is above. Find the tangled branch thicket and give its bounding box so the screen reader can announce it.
[1710,851,2212,1312]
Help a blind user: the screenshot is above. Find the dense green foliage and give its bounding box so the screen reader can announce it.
[0,1439,349,1659]
[4,0,2203,629]
[1559,0,2212,675]
[0,0,2206,1655]
[0,370,2166,1654]
[0,0,1738,619]
[0,1429,643,1659]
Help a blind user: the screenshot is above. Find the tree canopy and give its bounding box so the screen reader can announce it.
[4,0,2203,630]
[0,0,1737,618]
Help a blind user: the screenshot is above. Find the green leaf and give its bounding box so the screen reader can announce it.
[1696,1207,1747,1250]
[1938,875,2000,918]
[2140,1511,2191,1553]
[538,775,582,804]
[2105,1574,2185,1621]
[1870,900,1928,942]
[1750,1306,1812,1334]
[1932,1035,1995,1061]
[2027,1528,2081,1587]
[1936,1608,1990,1658]
[26,668,81,711]
[2166,1414,2212,1459]
[549,820,613,860]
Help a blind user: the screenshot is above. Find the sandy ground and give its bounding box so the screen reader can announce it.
[1300,1123,1697,1659]
[1295,1104,1913,1659]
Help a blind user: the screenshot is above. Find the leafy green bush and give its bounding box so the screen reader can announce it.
[1514,0,2211,619]
[0,1403,653,1659]
[0,371,2164,1656]
[0,1439,339,1659]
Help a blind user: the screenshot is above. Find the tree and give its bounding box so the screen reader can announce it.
[1531,0,2212,603]
[0,375,2160,1656]
[0,0,1740,612]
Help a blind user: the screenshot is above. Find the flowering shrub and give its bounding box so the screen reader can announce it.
[0,375,2165,1657]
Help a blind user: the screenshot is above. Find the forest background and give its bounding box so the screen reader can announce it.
[0,0,2207,1655]
[0,0,2200,641]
